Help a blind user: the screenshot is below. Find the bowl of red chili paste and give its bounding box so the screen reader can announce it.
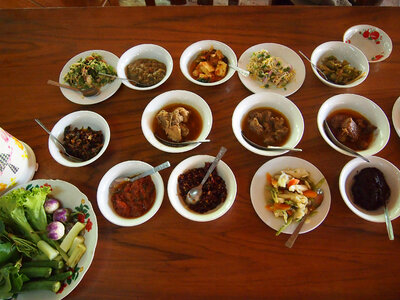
[167,154,237,222]
[97,160,165,226]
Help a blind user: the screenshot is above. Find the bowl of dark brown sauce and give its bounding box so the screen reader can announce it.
[232,92,304,156]
[141,90,212,153]
[318,93,390,157]
[339,156,400,222]
[117,44,173,90]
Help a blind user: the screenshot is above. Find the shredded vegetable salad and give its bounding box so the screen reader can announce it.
[247,49,295,89]
[64,53,117,90]
[265,168,324,235]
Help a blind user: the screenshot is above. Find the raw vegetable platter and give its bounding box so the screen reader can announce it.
[2,179,98,300]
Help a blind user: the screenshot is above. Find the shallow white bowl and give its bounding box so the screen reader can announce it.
[232,92,304,156]
[317,93,390,157]
[97,160,164,226]
[339,156,400,223]
[167,155,237,222]
[251,156,331,235]
[311,41,369,88]
[141,90,212,153]
[179,40,237,86]
[392,96,400,138]
[343,24,392,63]
[49,110,110,167]
[117,44,173,91]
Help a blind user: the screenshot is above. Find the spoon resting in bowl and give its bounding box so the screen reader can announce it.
[98,72,154,87]
[298,51,329,81]
[229,64,250,77]
[47,80,100,97]
[323,120,369,163]
[185,147,227,205]
[154,134,210,147]
[241,132,302,152]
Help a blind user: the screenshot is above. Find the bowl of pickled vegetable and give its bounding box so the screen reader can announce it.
[311,41,369,88]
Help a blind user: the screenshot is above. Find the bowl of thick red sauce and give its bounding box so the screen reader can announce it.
[97,160,165,226]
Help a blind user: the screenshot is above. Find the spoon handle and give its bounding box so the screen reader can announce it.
[229,64,250,77]
[128,161,171,183]
[47,80,80,92]
[285,214,307,248]
[323,120,369,163]
[384,203,394,240]
[98,72,145,86]
[200,147,227,186]
[34,119,64,148]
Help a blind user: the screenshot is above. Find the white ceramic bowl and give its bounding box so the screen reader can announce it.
[49,110,110,167]
[117,44,173,91]
[317,94,390,157]
[141,90,212,153]
[167,155,237,222]
[232,92,304,156]
[97,160,164,226]
[311,41,369,88]
[180,40,237,86]
[343,24,393,63]
[339,156,400,223]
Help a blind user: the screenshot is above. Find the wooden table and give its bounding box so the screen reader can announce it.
[1,6,399,299]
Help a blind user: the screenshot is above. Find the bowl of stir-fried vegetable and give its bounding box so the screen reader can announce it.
[311,41,369,88]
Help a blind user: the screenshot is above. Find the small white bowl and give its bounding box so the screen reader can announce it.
[311,41,369,88]
[117,44,173,91]
[167,155,237,222]
[343,24,392,63]
[49,110,110,167]
[232,92,304,156]
[339,156,400,223]
[317,94,390,157]
[97,160,164,226]
[141,90,212,153]
[180,40,237,86]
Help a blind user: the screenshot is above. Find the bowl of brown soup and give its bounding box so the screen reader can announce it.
[117,44,173,90]
[232,92,304,156]
[141,90,213,153]
[339,156,400,223]
[167,154,237,222]
[317,94,390,157]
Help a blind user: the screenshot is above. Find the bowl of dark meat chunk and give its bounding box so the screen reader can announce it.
[141,90,212,153]
[232,92,304,156]
[117,44,173,90]
[167,154,237,222]
[339,156,400,222]
[317,93,390,157]
[48,110,110,167]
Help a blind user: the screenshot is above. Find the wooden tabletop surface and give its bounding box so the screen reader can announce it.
[1,5,399,299]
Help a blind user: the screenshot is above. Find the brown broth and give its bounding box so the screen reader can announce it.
[241,107,290,147]
[326,109,376,151]
[152,103,203,142]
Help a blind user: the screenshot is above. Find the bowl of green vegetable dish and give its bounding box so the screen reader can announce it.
[0,179,98,300]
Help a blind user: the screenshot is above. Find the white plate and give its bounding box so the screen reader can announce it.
[250,157,331,235]
[343,25,393,63]
[7,179,98,300]
[392,96,400,138]
[59,50,121,105]
[238,43,306,96]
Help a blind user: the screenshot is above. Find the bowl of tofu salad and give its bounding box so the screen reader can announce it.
[251,156,331,235]
[0,179,97,300]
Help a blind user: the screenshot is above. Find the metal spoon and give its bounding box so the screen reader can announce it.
[323,120,370,163]
[285,188,324,248]
[298,51,329,81]
[154,134,210,147]
[47,80,100,97]
[98,72,153,87]
[109,161,171,194]
[241,132,302,152]
[185,147,227,205]
[34,119,83,162]
[229,64,250,77]
[384,201,394,240]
